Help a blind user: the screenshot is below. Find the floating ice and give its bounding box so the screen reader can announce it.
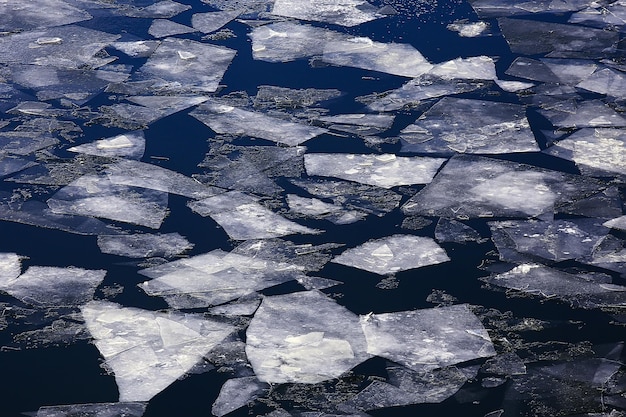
[0,131,58,156]
[569,2,626,29]
[538,100,626,129]
[505,57,597,85]
[212,377,269,417]
[498,18,618,59]
[148,19,195,38]
[97,232,193,258]
[192,11,240,33]
[316,113,394,136]
[360,304,495,372]
[365,75,489,112]
[68,131,145,160]
[0,253,22,284]
[339,364,480,411]
[191,101,328,146]
[604,216,626,232]
[332,234,449,275]
[0,0,92,32]
[111,40,161,58]
[0,25,119,69]
[399,97,537,155]
[402,155,607,219]
[117,0,191,18]
[468,0,591,17]
[435,218,482,243]
[0,266,105,307]
[105,159,221,199]
[488,219,609,263]
[577,67,626,98]
[47,174,170,229]
[289,177,402,216]
[253,85,343,110]
[249,22,348,63]
[495,80,535,92]
[287,194,367,225]
[429,56,497,80]
[134,38,236,93]
[188,191,319,240]
[0,155,36,178]
[484,264,626,310]
[208,297,261,317]
[139,249,303,308]
[543,128,626,177]
[35,402,147,417]
[245,290,371,383]
[447,21,489,37]
[305,153,446,189]
[271,0,383,27]
[323,37,433,78]
[81,301,235,402]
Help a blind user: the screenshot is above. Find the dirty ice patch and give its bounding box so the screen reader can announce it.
[305,153,446,188]
[323,37,433,78]
[245,290,371,383]
[360,304,495,372]
[68,131,145,160]
[81,301,235,402]
[332,234,449,275]
[271,0,383,27]
[399,97,537,155]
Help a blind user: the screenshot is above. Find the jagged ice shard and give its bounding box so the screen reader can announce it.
[246,290,371,383]
[271,0,383,27]
[81,301,235,402]
[332,234,450,275]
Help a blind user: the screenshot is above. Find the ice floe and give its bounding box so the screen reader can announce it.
[34,402,147,417]
[271,0,383,27]
[97,232,193,258]
[67,131,145,160]
[332,234,449,275]
[81,300,235,401]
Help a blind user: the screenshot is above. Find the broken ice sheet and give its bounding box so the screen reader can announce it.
[543,128,626,177]
[429,56,497,81]
[148,19,195,38]
[81,300,235,402]
[399,97,538,155]
[323,37,433,78]
[364,74,489,112]
[0,253,22,284]
[0,25,119,69]
[361,304,495,372]
[191,100,328,146]
[97,232,193,258]
[604,215,626,232]
[316,113,394,136]
[99,95,208,128]
[47,174,169,229]
[35,402,147,417]
[271,0,383,27]
[498,17,619,59]
[191,10,239,33]
[189,191,319,240]
[505,57,598,85]
[131,38,236,93]
[246,290,371,383]
[287,194,367,225]
[447,20,490,37]
[105,159,221,199]
[249,21,348,63]
[0,0,92,32]
[435,218,482,243]
[569,2,626,30]
[577,67,626,98]
[115,0,191,18]
[467,0,591,17]
[253,85,343,111]
[0,131,58,157]
[332,234,449,275]
[483,263,626,310]
[402,155,607,220]
[0,155,36,178]
[489,219,610,264]
[339,363,480,411]
[67,131,145,160]
[304,154,446,189]
[538,100,626,129]
[138,249,303,308]
[289,177,402,217]
[212,376,269,417]
[0,266,105,308]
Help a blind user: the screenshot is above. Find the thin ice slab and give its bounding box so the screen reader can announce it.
[212,377,269,417]
[271,0,383,27]
[47,174,169,229]
[402,155,607,219]
[484,264,626,310]
[538,100,626,129]
[0,266,105,308]
[138,249,303,308]
[332,234,449,275]
[191,101,328,146]
[134,38,236,93]
[97,233,193,259]
[81,301,235,401]
[400,97,537,155]
[246,290,371,383]
[287,194,367,225]
[192,11,240,33]
[35,402,147,417]
[148,19,195,38]
[189,191,319,240]
[0,0,92,32]
[323,37,433,78]
[305,153,446,189]
[67,131,145,160]
[361,304,495,372]
[543,128,626,177]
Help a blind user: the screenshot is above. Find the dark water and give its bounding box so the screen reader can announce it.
[1,1,625,417]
